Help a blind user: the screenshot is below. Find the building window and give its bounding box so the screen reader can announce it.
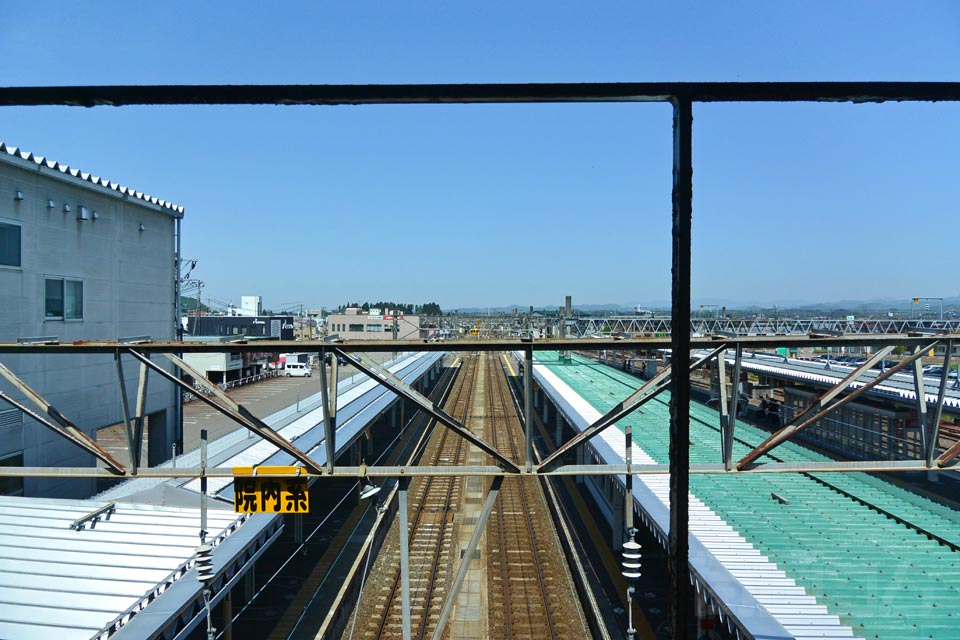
[45,277,83,320]
[348,324,364,332]
[367,324,382,332]
[0,220,21,268]
[0,453,24,496]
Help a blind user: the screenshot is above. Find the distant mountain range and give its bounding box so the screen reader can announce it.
[451,296,960,315]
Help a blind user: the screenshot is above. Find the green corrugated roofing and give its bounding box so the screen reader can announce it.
[536,352,960,640]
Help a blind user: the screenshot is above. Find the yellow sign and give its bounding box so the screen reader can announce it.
[233,466,309,513]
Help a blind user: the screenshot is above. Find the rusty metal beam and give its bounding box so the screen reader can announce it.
[0,458,956,479]
[737,343,934,469]
[3,82,960,109]
[127,350,325,475]
[0,363,125,473]
[0,334,953,354]
[537,344,727,472]
[334,349,521,473]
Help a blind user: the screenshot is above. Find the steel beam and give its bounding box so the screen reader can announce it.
[537,344,726,472]
[0,362,125,473]
[717,347,730,468]
[724,344,743,470]
[737,343,932,469]
[334,349,520,473]
[927,339,952,467]
[4,82,960,109]
[524,347,533,472]
[133,360,149,469]
[0,458,956,479]
[430,476,503,640]
[398,476,412,640]
[911,348,930,455]
[0,334,953,354]
[669,96,693,639]
[319,348,336,474]
[128,350,324,475]
[114,350,138,473]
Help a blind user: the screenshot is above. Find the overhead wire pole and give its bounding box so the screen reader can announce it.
[669,95,693,637]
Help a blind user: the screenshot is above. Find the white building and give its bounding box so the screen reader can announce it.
[0,142,183,498]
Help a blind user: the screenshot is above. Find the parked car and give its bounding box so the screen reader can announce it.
[284,362,312,377]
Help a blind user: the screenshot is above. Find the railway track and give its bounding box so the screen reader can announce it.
[345,353,588,640]
[351,355,477,640]
[484,353,589,640]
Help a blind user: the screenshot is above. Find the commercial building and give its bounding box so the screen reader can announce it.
[0,142,183,497]
[326,307,423,340]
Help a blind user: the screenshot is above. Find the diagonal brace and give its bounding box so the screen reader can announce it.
[127,350,324,475]
[335,349,521,473]
[0,363,125,474]
[537,344,727,472]
[738,342,934,469]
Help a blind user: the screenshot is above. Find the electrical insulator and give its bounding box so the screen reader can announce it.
[621,539,642,582]
[195,544,215,585]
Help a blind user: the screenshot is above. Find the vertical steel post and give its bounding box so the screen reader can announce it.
[114,350,137,474]
[726,343,743,470]
[320,349,337,474]
[200,428,208,544]
[669,96,693,638]
[624,422,633,535]
[524,346,534,473]
[912,348,930,456]
[133,361,149,469]
[717,348,730,466]
[927,339,952,468]
[398,476,412,640]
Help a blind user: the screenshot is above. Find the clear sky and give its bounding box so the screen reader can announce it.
[3,2,959,312]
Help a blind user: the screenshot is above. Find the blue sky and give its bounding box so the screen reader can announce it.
[3,2,959,312]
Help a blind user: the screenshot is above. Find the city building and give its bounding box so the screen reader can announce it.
[326,307,424,340]
[0,142,183,497]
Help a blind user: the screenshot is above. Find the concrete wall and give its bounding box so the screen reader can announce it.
[0,151,181,497]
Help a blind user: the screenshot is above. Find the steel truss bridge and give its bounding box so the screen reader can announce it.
[569,316,960,337]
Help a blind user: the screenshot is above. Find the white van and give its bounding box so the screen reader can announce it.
[284,362,311,377]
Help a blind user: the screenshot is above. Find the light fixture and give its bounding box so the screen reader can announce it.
[47,198,55,209]
[92,211,99,220]
[359,480,381,501]
[77,206,89,221]
[14,190,24,201]
[138,223,145,232]
[63,203,71,213]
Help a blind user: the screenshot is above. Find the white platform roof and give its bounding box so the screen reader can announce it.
[530,358,857,640]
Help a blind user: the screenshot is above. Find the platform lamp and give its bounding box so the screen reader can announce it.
[622,531,643,640]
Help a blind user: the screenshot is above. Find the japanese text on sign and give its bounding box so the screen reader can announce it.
[233,466,310,513]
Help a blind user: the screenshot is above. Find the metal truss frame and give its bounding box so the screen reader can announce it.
[3,80,960,637]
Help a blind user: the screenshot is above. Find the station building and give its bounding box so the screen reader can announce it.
[0,142,183,497]
[326,307,423,340]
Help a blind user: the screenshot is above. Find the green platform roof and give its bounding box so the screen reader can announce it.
[535,352,959,640]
